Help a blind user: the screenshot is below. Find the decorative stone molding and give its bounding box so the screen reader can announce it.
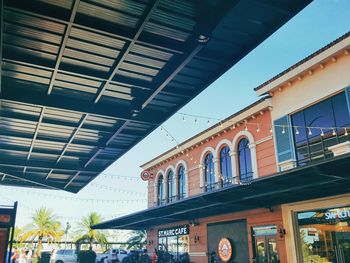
[279,159,296,171]
[328,141,350,157]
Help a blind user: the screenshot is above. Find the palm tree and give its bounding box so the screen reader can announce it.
[75,212,108,250]
[126,230,146,249]
[20,207,63,258]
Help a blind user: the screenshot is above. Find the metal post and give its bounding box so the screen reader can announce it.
[8,202,18,263]
[64,222,71,248]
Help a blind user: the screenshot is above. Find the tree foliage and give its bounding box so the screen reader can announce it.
[74,212,108,250]
[126,230,146,249]
[19,207,63,258]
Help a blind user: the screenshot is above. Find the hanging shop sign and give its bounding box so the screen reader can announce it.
[218,237,233,262]
[140,171,153,181]
[158,225,189,238]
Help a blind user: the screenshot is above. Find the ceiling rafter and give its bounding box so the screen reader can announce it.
[47,0,81,95]
[65,120,131,188]
[4,6,185,55]
[93,0,162,104]
[23,107,45,174]
[0,170,63,190]
[46,114,88,180]
[142,45,203,109]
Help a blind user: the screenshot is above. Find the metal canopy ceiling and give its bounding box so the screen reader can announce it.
[0,0,311,193]
[93,154,350,230]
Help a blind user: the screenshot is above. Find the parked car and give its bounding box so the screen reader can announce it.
[53,249,77,263]
[121,250,147,263]
[95,248,128,263]
[38,251,52,263]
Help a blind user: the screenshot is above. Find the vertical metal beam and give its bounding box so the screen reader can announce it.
[93,0,161,104]
[47,0,80,95]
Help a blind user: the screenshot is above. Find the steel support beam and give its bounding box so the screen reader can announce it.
[46,114,87,180]
[0,94,162,125]
[94,0,162,104]
[0,159,100,174]
[0,170,63,190]
[142,45,203,109]
[26,107,45,160]
[4,6,185,55]
[47,0,80,95]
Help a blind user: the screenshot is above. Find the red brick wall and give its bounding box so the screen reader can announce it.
[146,110,277,208]
[145,207,286,263]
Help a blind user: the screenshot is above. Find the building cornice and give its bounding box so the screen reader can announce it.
[255,31,350,96]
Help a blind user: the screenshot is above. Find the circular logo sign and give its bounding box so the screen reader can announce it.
[218,237,233,262]
[140,171,151,181]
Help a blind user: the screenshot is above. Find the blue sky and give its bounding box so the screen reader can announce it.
[1,0,350,234]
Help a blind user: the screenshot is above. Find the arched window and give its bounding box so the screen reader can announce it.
[157,174,165,205]
[167,170,176,203]
[205,153,216,191]
[220,146,232,187]
[178,166,186,200]
[237,138,253,182]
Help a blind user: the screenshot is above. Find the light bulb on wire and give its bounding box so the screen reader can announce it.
[308,128,312,136]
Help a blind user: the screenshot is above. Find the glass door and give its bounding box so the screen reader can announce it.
[252,225,280,263]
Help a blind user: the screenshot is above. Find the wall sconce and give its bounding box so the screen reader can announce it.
[279,227,286,238]
[194,235,200,243]
[189,219,199,227]
[148,240,154,246]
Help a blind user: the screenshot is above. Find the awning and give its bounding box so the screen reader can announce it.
[0,0,312,192]
[93,154,350,230]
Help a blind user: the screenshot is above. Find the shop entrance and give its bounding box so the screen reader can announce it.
[207,220,249,263]
[252,225,280,263]
[297,206,350,263]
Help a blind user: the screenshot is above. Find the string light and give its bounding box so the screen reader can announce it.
[194,118,198,123]
[332,128,336,136]
[321,128,324,137]
[295,127,300,135]
[345,128,348,136]
[256,125,260,132]
[182,116,185,122]
[282,126,285,134]
[207,120,210,124]
[308,128,312,136]
[269,126,273,133]
[245,125,248,131]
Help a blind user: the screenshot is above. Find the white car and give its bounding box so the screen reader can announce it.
[54,249,77,263]
[96,248,128,263]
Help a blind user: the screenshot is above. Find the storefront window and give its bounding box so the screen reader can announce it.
[158,225,189,260]
[297,206,350,263]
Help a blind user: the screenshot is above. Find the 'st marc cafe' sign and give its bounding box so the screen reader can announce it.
[158,225,189,238]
